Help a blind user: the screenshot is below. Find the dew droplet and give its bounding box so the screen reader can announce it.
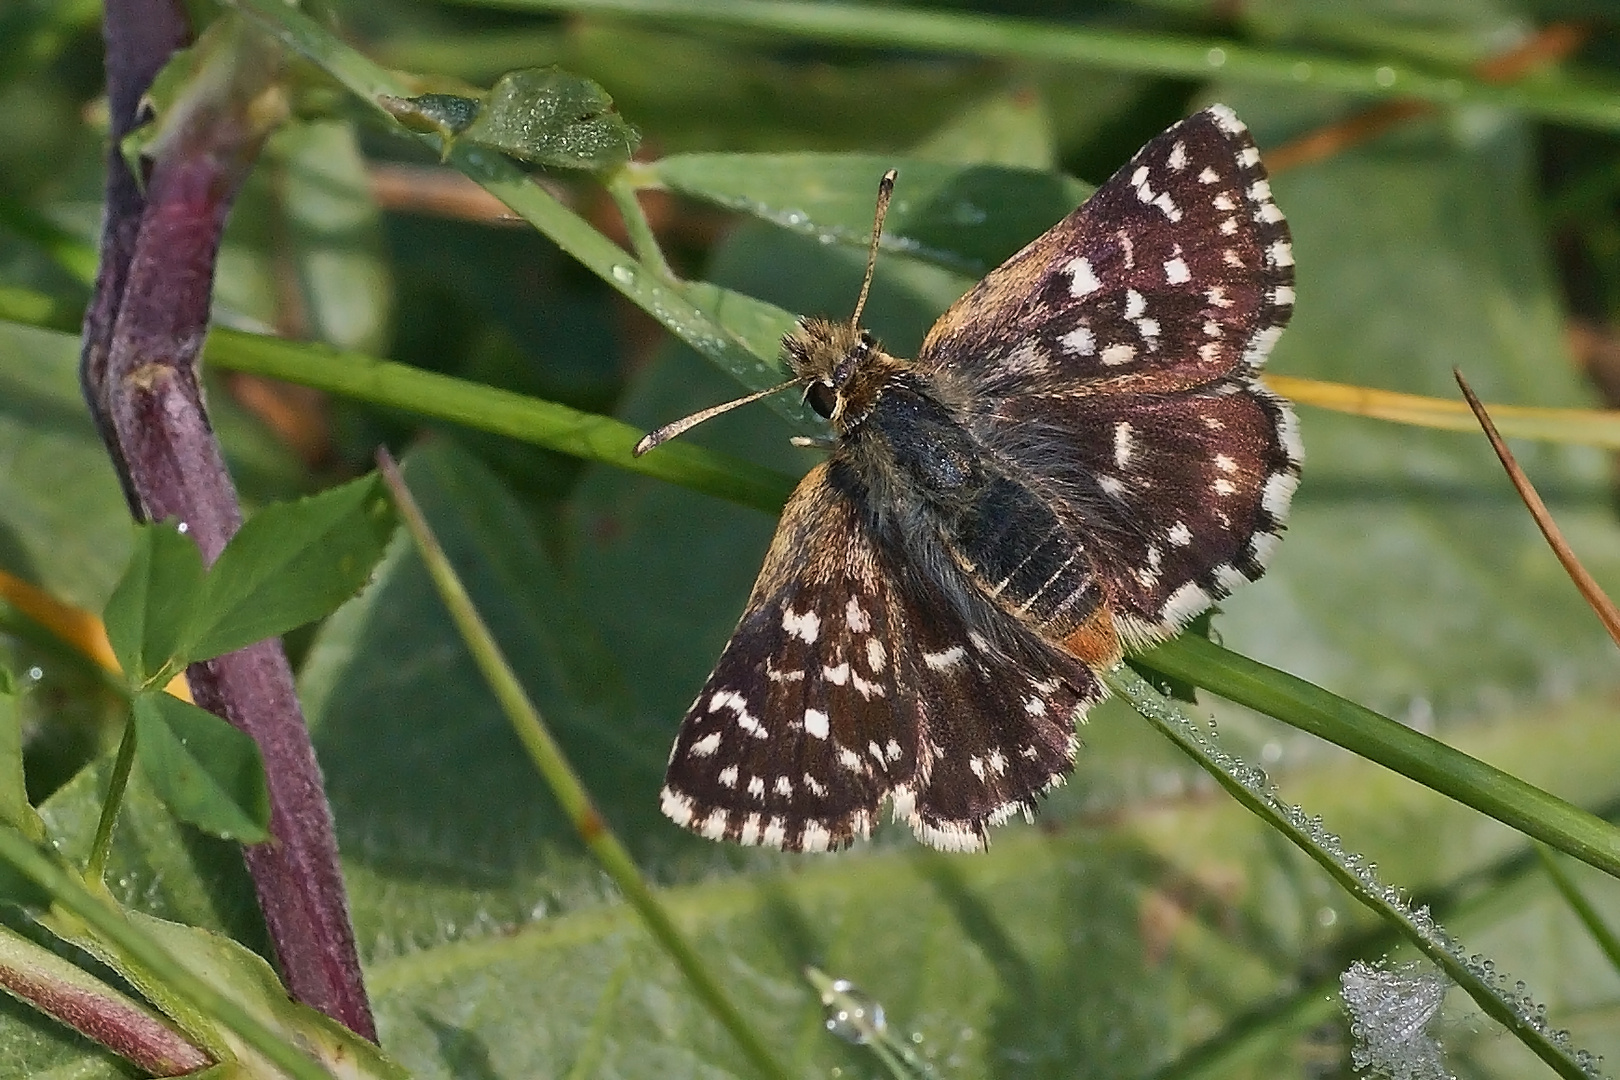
[821,978,887,1044]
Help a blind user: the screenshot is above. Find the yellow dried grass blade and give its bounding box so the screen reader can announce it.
[1265,374,1620,447]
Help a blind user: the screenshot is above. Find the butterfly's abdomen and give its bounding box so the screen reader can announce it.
[948,475,1105,644]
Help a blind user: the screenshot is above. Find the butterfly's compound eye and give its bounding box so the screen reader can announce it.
[806,380,838,419]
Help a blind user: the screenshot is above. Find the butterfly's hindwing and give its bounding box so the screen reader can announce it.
[989,380,1301,637]
[895,578,1099,852]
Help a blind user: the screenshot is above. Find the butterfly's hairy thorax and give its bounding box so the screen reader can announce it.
[797,327,1110,655]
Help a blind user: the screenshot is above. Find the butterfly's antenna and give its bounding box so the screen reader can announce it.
[633,377,801,456]
[850,168,897,330]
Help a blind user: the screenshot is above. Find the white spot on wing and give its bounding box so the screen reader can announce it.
[1101,342,1136,366]
[1208,104,1246,135]
[1064,257,1102,298]
[690,730,722,757]
[923,645,966,671]
[1262,470,1299,520]
[1060,325,1095,356]
[866,638,887,672]
[660,787,695,826]
[1163,257,1190,284]
[719,765,738,788]
[1162,581,1212,624]
[1167,140,1188,171]
[823,662,849,686]
[1168,521,1193,546]
[800,821,833,851]
[1277,406,1304,463]
[775,775,793,797]
[1198,166,1220,184]
[747,775,765,798]
[845,597,870,632]
[1113,421,1134,468]
[1213,477,1237,496]
[1214,453,1238,473]
[1125,289,1146,319]
[804,709,830,740]
[710,690,767,738]
[1248,530,1281,567]
[1242,325,1285,371]
[781,607,820,643]
[699,809,728,840]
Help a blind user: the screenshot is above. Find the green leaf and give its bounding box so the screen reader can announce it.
[184,473,395,663]
[650,152,1090,275]
[132,694,269,843]
[0,670,45,844]
[125,912,409,1079]
[460,67,640,170]
[0,322,134,613]
[102,521,206,687]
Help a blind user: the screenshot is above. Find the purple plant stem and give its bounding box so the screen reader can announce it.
[81,0,376,1041]
[0,938,212,1075]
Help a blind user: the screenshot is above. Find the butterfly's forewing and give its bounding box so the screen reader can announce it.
[661,461,1098,851]
[919,105,1301,637]
[918,105,1293,397]
[661,463,916,851]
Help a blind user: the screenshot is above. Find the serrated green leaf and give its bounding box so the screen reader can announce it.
[650,153,1090,276]
[461,67,639,170]
[133,695,269,843]
[101,521,205,687]
[184,473,394,663]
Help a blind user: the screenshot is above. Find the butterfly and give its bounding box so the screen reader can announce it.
[640,104,1301,852]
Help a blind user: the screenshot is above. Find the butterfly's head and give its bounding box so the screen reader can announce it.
[783,315,901,432]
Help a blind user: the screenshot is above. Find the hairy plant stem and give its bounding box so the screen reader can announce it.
[79,0,375,1040]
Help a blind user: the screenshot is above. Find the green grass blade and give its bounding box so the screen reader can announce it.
[1134,637,1620,880]
[1103,664,1602,1080]
[1136,634,1620,881]
[1536,844,1620,975]
[203,328,796,513]
[377,451,794,1080]
[443,0,1620,133]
